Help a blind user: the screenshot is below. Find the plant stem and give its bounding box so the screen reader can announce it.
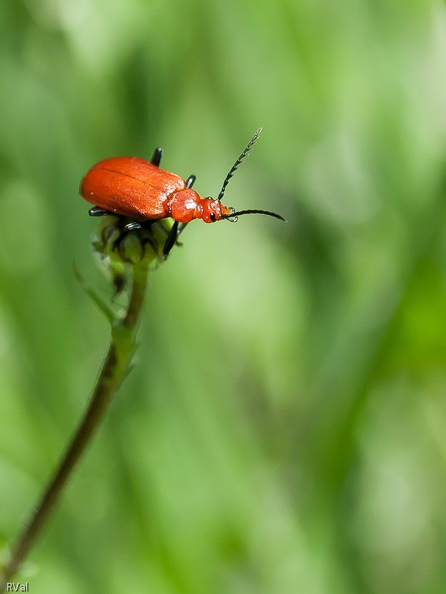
[0,256,150,591]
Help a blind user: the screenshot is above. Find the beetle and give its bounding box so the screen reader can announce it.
[80,128,285,255]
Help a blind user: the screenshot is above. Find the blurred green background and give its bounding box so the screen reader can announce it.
[1,0,446,592]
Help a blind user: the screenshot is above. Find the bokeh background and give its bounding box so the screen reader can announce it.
[1,1,446,592]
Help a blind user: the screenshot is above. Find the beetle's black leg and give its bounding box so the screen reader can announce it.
[163,222,191,255]
[111,221,144,254]
[151,147,163,167]
[185,175,196,188]
[123,221,142,232]
[176,222,188,239]
[89,206,111,217]
[163,221,179,256]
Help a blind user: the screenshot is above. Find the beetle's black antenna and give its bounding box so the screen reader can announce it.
[217,128,262,202]
[224,208,286,222]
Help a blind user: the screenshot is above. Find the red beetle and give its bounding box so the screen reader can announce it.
[80,129,285,255]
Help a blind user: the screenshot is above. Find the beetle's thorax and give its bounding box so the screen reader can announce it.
[167,189,200,223]
[168,190,231,223]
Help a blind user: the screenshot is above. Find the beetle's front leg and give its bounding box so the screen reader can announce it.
[89,206,111,217]
[163,221,180,255]
[163,222,190,255]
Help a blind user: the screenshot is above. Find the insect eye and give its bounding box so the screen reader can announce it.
[210,213,216,222]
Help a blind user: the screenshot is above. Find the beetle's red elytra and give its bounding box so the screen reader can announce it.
[80,128,285,255]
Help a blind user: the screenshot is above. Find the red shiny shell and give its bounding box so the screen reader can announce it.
[80,157,187,219]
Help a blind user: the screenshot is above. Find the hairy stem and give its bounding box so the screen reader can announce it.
[0,256,150,591]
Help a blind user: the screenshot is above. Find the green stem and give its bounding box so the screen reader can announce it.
[0,257,150,591]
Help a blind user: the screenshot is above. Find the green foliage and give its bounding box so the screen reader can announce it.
[1,0,446,592]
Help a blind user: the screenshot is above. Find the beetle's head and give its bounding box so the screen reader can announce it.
[199,198,232,223]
